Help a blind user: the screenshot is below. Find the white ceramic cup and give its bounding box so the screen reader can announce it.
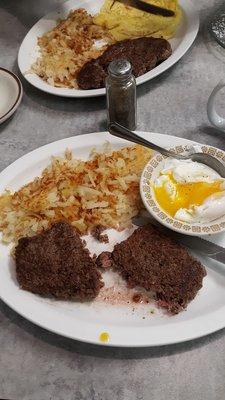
[207,80,225,130]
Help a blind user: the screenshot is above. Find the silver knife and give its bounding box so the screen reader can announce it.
[133,215,225,265]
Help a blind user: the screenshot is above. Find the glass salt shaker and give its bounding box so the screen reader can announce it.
[106,59,137,130]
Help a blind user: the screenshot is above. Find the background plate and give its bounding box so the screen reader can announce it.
[0,132,225,347]
[18,0,199,97]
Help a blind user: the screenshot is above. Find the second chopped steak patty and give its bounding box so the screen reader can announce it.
[77,37,172,89]
[15,221,103,300]
[97,225,206,313]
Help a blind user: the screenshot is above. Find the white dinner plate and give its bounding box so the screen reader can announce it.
[18,0,199,98]
[1,132,225,347]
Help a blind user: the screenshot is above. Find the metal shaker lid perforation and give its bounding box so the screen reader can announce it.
[108,59,132,77]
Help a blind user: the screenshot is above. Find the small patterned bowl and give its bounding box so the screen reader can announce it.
[140,144,225,236]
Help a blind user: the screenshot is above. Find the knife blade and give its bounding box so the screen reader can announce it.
[110,0,175,17]
[132,215,225,265]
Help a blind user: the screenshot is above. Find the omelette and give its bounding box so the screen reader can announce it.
[93,0,182,41]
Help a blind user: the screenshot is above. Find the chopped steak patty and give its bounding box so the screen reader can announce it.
[77,37,172,89]
[98,225,206,314]
[96,251,112,269]
[15,221,103,300]
[91,225,109,243]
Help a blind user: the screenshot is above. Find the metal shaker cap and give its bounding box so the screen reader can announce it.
[108,59,132,77]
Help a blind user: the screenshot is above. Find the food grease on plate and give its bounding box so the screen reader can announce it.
[96,269,152,306]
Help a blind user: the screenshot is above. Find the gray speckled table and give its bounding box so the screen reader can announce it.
[1,1,225,399]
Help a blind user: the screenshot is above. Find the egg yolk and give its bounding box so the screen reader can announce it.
[154,174,223,217]
[99,331,110,343]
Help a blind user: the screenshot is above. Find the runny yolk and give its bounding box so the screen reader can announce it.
[154,174,223,217]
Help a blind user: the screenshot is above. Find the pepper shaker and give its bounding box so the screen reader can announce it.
[106,59,137,130]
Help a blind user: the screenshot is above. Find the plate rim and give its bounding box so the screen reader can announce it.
[17,0,199,98]
[1,132,225,347]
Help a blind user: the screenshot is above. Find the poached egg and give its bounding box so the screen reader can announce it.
[154,158,225,223]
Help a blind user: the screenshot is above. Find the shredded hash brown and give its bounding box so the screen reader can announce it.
[32,9,112,88]
[0,145,152,243]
